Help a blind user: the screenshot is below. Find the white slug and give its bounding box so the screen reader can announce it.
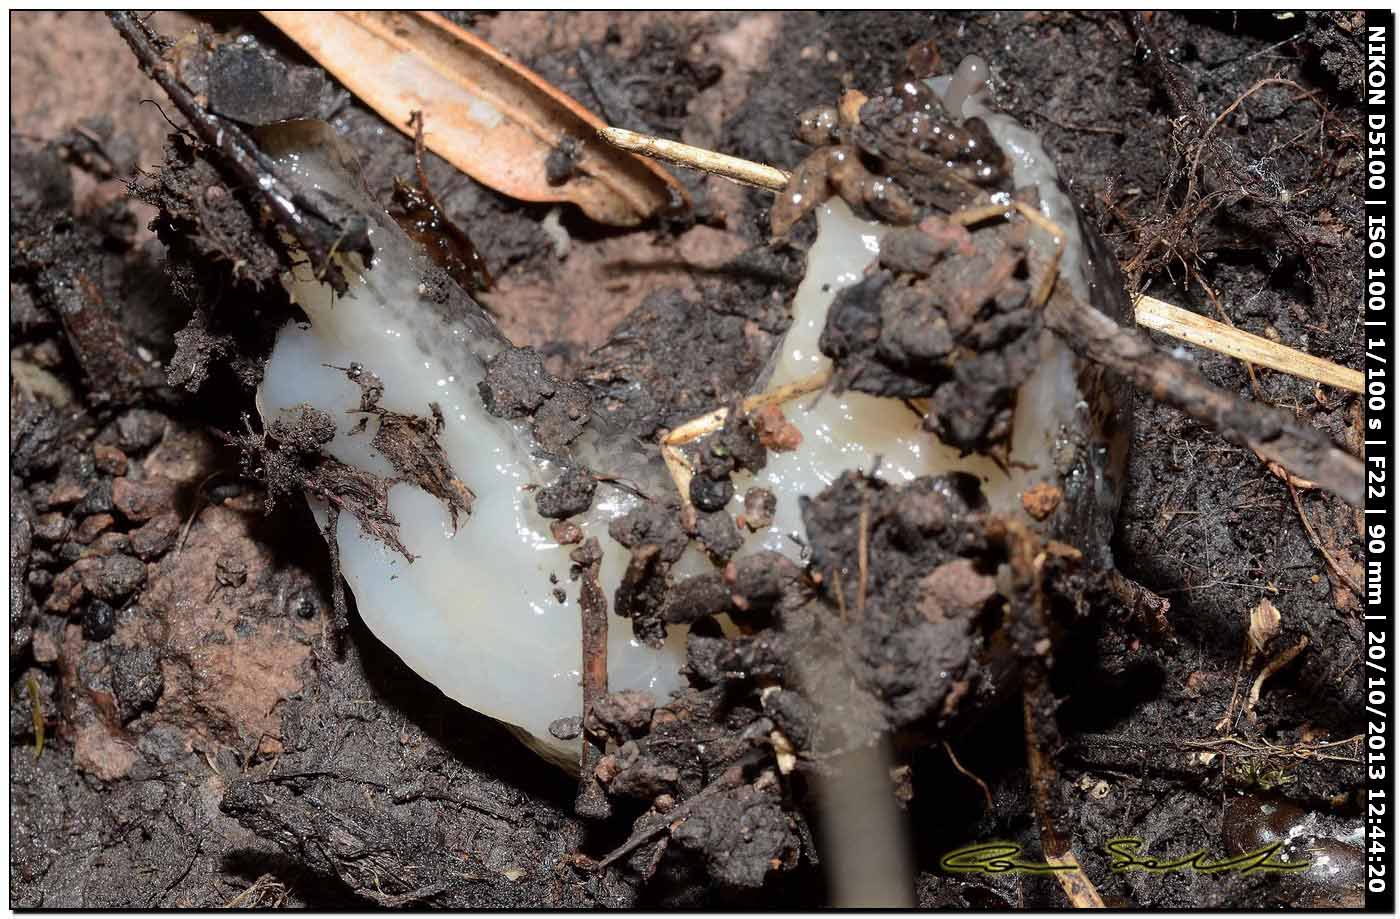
[257,124,686,765]
[256,55,1126,766]
[739,56,1121,557]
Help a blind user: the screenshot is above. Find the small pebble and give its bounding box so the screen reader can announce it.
[1021,482,1062,520]
[689,472,733,513]
[112,476,179,523]
[85,532,130,557]
[115,409,168,453]
[548,716,583,740]
[742,487,777,531]
[128,512,180,561]
[82,552,146,603]
[93,443,128,476]
[287,591,319,619]
[83,599,116,641]
[32,512,71,544]
[550,519,582,544]
[73,513,114,544]
[215,554,249,589]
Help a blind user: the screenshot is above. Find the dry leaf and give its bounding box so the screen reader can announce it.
[262,11,688,226]
[1247,598,1281,660]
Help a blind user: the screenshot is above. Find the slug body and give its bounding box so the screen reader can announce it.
[744,55,1130,564]
[257,123,684,765]
[256,55,1130,765]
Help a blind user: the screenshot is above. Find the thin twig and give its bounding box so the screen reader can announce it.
[1008,523,1106,910]
[942,741,994,810]
[1244,636,1309,720]
[1191,273,1266,400]
[1024,669,1105,909]
[600,126,790,191]
[661,369,830,505]
[1183,733,1361,763]
[663,369,832,447]
[1284,477,1363,596]
[600,125,1361,396]
[574,537,612,820]
[856,496,870,621]
[1135,295,1362,393]
[108,11,366,295]
[1046,291,1362,507]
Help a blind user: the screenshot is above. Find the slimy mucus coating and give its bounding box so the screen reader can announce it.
[257,55,1130,765]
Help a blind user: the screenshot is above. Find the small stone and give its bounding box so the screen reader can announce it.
[664,572,732,624]
[85,532,131,557]
[32,512,71,544]
[73,513,114,544]
[74,721,137,781]
[689,472,734,513]
[548,716,583,740]
[569,537,603,567]
[594,754,622,784]
[609,758,680,800]
[128,512,180,561]
[478,347,554,419]
[751,405,802,452]
[607,505,688,562]
[112,476,179,523]
[44,567,86,614]
[31,628,60,663]
[45,457,95,509]
[531,381,591,452]
[93,444,128,476]
[114,409,167,453]
[82,599,116,641]
[535,466,597,519]
[1021,482,1062,521]
[550,519,582,545]
[742,488,777,531]
[695,510,743,563]
[215,554,248,589]
[586,689,656,740]
[73,479,113,516]
[78,553,146,604]
[718,415,767,473]
[110,645,164,722]
[142,427,216,484]
[208,39,332,126]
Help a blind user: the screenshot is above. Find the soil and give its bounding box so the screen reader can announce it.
[9,11,1366,908]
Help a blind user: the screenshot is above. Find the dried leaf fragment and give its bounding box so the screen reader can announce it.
[1247,598,1281,661]
[27,675,44,760]
[262,11,688,226]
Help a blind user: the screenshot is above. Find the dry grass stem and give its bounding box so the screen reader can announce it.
[1135,295,1362,393]
[603,127,1361,393]
[661,370,831,504]
[600,126,791,191]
